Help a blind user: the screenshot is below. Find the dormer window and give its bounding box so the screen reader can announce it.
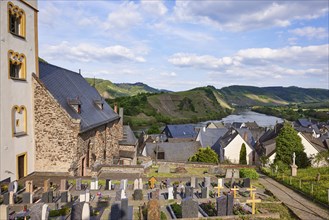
[8,2,25,38]
[68,98,81,114]
[94,99,104,110]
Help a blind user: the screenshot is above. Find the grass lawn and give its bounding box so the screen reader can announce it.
[263,167,329,204]
[257,202,297,220]
[146,165,209,178]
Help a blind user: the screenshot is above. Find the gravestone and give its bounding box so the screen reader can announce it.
[204,177,211,188]
[30,203,49,220]
[42,192,49,203]
[90,177,98,190]
[116,189,126,201]
[185,186,193,198]
[22,192,32,204]
[120,179,128,190]
[85,190,90,202]
[226,193,234,215]
[105,179,112,190]
[218,178,223,187]
[121,198,129,220]
[71,202,90,220]
[168,187,173,200]
[151,189,160,200]
[76,178,82,191]
[25,180,33,193]
[3,192,9,205]
[8,181,17,193]
[80,193,86,202]
[0,205,9,220]
[133,189,143,200]
[138,178,143,190]
[60,179,67,191]
[191,177,196,188]
[182,198,198,218]
[133,179,139,190]
[195,178,199,188]
[173,186,178,199]
[201,187,208,199]
[166,178,171,187]
[9,191,14,205]
[216,196,227,216]
[61,191,68,203]
[48,191,53,203]
[147,199,160,220]
[243,178,251,188]
[44,179,50,192]
[158,164,170,173]
[225,169,240,178]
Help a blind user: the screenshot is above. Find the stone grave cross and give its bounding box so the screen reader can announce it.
[230,185,239,199]
[246,184,256,198]
[246,192,261,214]
[214,180,224,197]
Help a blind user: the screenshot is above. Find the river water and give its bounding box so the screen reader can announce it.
[209,110,284,128]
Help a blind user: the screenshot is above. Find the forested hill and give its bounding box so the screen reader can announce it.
[220,85,329,106]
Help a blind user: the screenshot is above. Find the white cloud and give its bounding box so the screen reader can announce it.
[290,26,328,39]
[44,41,146,63]
[169,44,329,79]
[104,2,142,30]
[174,1,328,31]
[160,72,177,77]
[141,0,167,16]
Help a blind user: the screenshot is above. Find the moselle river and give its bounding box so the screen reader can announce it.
[208,110,284,128]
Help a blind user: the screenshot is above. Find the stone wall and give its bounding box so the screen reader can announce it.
[33,76,123,176]
[33,77,80,173]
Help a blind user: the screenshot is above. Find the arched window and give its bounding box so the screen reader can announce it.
[8,2,26,38]
[12,105,27,136]
[8,50,26,80]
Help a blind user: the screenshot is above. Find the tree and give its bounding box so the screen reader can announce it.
[147,124,161,134]
[239,143,247,164]
[188,146,219,164]
[275,123,306,166]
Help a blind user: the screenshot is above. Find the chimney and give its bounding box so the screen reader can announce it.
[79,69,81,74]
[119,107,124,126]
[114,103,118,113]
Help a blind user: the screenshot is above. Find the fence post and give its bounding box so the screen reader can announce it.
[289,176,292,184]
[311,183,314,195]
[299,179,301,189]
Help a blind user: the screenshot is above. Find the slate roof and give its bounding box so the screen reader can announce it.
[145,141,201,162]
[163,124,197,138]
[119,125,137,146]
[198,128,228,148]
[39,62,119,133]
[297,119,313,127]
[236,128,256,146]
[300,132,327,153]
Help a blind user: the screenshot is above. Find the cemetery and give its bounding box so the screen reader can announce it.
[0,165,301,220]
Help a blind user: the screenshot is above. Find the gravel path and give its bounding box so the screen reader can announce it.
[259,174,329,220]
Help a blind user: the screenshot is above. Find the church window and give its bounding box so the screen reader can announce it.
[8,2,25,38]
[12,105,27,137]
[8,50,26,80]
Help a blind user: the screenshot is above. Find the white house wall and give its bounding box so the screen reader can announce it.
[0,0,37,181]
[224,135,253,164]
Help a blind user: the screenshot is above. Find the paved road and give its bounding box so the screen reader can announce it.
[259,175,329,220]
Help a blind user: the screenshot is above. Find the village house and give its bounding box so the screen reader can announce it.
[0,0,38,181]
[33,62,132,176]
[162,124,198,142]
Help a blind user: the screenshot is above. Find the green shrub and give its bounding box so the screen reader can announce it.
[240,168,259,179]
[160,211,167,220]
[188,146,218,164]
[171,203,182,218]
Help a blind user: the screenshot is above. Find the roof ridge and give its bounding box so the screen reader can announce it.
[39,61,82,76]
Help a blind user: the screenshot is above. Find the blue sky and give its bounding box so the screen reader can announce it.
[38,0,329,91]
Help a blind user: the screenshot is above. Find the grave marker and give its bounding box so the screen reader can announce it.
[214,184,224,197]
[204,176,211,188]
[182,198,198,218]
[61,191,68,203]
[185,186,193,198]
[0,205,9,220]
[158,164,170,173]
[60,179,67,191]
[120,179,128,190]
[133,189,143,200]
[243,178,251,188]
[246,192,261,214]
[44,179,50,192]
[25,180,33,193]
[71,202,90,220]
[246,185,256,198]
[3,193,9,205]
[191,177,196,188]
[216,196,227,216]
[173,186,177,199]
[149,176,157,189]
[105,179,112,190]
[30,203,49,220]
[138,178,143,190]
[85,190,90,202]
[80,193,86,202]
[226,193,234,215]
[201,187,208,199]
[133,179,139,190]
[76,178,82,191]
[9,192,14,205]
[230,185,239,198]
[22,192,32,204]
[147,199,160,220]
[168,187,173,200]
